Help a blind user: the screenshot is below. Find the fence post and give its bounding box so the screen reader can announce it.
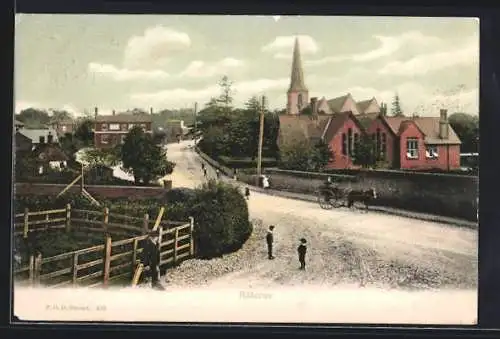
[189,217,195,257]
[173,228,179,263]
[65,204,72,233]
[23,208,29,239]
[72,253,79,286]
[157,227,163,264]
[102,207,109,232]
[103,236,112,288]
[142,213,149,234]
[34,252,42,286]
[28,255,35,286]
[131,238,139,275]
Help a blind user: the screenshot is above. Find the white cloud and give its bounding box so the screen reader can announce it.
[307,30,442,66]
[180,58,245,78]
[88,62,170,81]
[262,35,319,59]
[15,101,42,113]
[123,26,191,69]
[377,37,478,76]
[130,77,289,108]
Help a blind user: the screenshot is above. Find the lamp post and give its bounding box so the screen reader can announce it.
[256,95,267,186]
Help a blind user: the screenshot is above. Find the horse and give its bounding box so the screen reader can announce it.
[346,188,378,211]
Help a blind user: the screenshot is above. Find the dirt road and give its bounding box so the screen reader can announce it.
[162,141,478,291]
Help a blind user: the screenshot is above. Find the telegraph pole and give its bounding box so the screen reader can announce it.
[194,102,198,138]
[256,95,266,183]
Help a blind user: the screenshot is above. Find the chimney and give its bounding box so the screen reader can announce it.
[310,97,318,115]
[39,136,45,144]
[112,109,116,116]
[439,109,449,139]
[47,132,54,144]
[94,107,98,120]
[150,107,153,115]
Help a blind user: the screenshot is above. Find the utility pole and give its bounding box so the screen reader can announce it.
[256,95,266,185]
[194,102,198,140]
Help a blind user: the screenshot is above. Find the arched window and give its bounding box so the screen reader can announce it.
[298,93,303,108]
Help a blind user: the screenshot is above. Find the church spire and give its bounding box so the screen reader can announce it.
[288,36,308,92]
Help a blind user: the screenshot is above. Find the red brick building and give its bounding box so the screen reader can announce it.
[278,37,461,171]
[93,110,153,149]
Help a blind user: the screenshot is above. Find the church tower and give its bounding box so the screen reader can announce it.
[287,37,309,115]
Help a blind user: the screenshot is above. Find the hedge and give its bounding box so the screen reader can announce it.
[218,156,278,169]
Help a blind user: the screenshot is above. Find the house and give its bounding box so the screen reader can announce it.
[51,119,75,136]
[31,141,69,173]
[15,128,59,152]
[365,109,461,171]
[93,109,153,148]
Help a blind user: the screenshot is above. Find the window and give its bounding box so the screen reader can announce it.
[109,123,120,131]
[121,124,128,131]
[101,123,108,131]
[381,133,387,159]
[376,128,381,155]
[61,125,67,132]
[128,124,135,130]
[406,138,419,159]
[426,145,439,159]
[347,128,353,156]
[101,134,110,144]
[342,133,347,155]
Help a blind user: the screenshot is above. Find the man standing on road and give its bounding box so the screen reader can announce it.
[298,238,307,270]
[245,187,250,200]
[266,225,275,260]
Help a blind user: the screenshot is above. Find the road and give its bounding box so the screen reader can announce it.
[163,141,478,292]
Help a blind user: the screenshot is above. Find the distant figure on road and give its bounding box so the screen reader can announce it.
[266,225,275,260]
[233,168,238,180]
[298,238,307,270]
[201,163,205,171]
[203,168,208,178]
[262,175,270,189]
[143,230,163,289]
[216,169,221,179]
[245,187,250,200]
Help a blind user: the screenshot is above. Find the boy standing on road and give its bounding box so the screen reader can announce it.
[245,187,250,200]
[266,225,275,260]
[298,238,307,270]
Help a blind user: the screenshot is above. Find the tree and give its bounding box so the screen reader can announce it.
[80,148,121,167]
[17,108,51,128]
[73,118,94,146]
[310,140,334,172]
[449,112,479,153]
[279,140,311,171]
[244,96,261,112]
[216,75,235,111]
[121,126,175,184]
[391,93,404,117]
[352,134,377,168]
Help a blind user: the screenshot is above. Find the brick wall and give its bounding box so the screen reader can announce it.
[15,182,172,200]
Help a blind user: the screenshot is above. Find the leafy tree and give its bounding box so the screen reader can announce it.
[245,96,261,112]
[279,140,311,171]
[80,147,121,167]
[300,106,313,115]
[352,134,377,168]
[449,112,479,153]
[17,108,51,128]
[73,118,94,146]
[152,129,167,145]
[310,139,334,171]
[216,75,235,111]
[391,93,404,117]
[49,109,73,123]
[59,133,84,160]
[121,126,175,184]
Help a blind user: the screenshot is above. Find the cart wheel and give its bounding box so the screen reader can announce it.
[317,191,334,210]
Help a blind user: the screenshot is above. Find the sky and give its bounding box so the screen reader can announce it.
[14,14,479,116]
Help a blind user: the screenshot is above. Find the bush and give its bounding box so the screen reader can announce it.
[218,156,278,169]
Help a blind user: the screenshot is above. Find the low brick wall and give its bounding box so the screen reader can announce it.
[14,182,172,200]
[263,168,478,222]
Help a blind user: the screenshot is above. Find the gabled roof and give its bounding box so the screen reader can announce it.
[32,143,69,162]
[322,111,365,143]
[382,116,461,145]
[326,94,350,113]
[356,98,376,113]
[18,128,59,143]
[278,115,331,146]
[95,113,153,123]
[356,112,380,129]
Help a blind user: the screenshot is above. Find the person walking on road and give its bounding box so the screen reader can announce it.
[245,187,250,200]
[298,238,307,270]
[266,225,275,260]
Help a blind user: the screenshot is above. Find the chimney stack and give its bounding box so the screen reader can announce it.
[94,107,98,120]
[47,132,54,144]
[150,107,153,115]
[112,109,116,116]
[310,97,318,115]
[439,109,449,139]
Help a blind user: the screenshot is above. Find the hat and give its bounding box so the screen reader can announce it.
[300,238,307,244]
[269,225,275,230]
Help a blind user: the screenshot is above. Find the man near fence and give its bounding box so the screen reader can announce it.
[143,230,163,289]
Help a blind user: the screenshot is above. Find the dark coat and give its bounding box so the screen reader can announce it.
[297,244,307,259]
[266,231,274,245]
[143,238,160,267]
[245,188,250,196]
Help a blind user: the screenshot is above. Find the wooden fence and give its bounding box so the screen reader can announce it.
[13,206,195,288]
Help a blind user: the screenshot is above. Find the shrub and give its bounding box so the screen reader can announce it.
[187,179,252,258]
[218,156,278,169]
